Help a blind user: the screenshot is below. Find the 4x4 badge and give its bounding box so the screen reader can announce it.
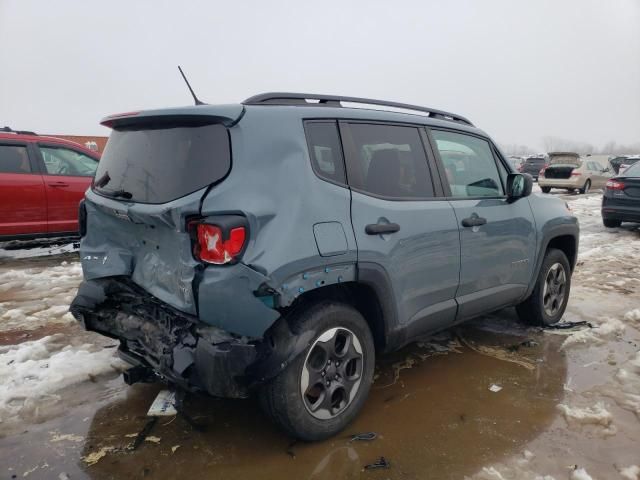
[113,210,131,221]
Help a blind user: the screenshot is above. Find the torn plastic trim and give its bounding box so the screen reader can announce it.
[71,278,257,398]
[268,262,357,307]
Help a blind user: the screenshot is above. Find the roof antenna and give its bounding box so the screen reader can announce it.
[178,66,205,105]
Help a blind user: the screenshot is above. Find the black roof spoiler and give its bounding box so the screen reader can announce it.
[243,92,473,126]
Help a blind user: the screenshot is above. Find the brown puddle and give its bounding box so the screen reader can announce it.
[0,310,568,480]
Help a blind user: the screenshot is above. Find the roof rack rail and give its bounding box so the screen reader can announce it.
[1,126,37,135]
[242,92,474,126]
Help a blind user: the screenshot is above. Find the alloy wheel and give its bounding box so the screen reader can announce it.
[542,262,567,317]
[300,327,364,420]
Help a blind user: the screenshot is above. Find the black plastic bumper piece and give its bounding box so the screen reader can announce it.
[70,278,258,399]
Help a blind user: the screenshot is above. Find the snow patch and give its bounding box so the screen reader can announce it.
[570,468,593,480]
[561,317,625,349]
[620,465,640,480]
[624,309,640,323]
[557,402,616,435]
[0,334,127,423]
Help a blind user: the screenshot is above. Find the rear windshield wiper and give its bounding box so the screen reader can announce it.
[96,188,133,200]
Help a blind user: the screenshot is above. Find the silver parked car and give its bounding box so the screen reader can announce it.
[538,152,611,194]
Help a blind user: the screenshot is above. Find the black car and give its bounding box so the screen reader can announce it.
[602,161,640,227]
[519,157,547,180]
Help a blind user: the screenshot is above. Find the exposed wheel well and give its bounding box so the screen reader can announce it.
[281,282,386,350]
[547,235,577,271]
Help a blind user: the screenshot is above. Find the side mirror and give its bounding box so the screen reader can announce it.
[507,173,533,200]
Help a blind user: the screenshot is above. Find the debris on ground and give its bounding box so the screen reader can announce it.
[82,446,117,466]
[457,333,536,371]
[488,384,503,393]
[50,433,84,443]
[350,432,377,442]
[543,320,591,330]
[130,417,158,451]
[145,436,161,444]
[364,456,391,470]
[171,445,181,454]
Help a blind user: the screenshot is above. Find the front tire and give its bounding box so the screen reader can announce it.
[541,186,551,193]
[516,248,571,326]
[579,180,591,194]
[259,302,375,441]
[603,217,621,228]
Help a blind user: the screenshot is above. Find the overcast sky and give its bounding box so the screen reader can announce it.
[1,0,639,150]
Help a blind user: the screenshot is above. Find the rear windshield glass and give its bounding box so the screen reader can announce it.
[93,123,230,204]
[526,158,545,164]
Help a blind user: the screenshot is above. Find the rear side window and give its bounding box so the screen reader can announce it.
[94,123,230,204]
[431,130,504,198]
[304,121,346,185]
[0,145,31,174]
[40,146,98,177]
[344,123,434,199]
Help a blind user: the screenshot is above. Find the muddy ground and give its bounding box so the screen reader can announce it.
[1,190,639,480]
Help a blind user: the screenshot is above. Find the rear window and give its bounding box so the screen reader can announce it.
[93,123,230,204]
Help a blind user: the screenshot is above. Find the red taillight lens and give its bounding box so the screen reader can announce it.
[196,224,246,264]
[571,171,582,176]
[605,180,625,190]
[539,168,546,176]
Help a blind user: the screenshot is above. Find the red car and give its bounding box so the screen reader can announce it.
[0,128,100,240]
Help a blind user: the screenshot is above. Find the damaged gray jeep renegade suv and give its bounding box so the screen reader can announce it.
[71,93,579,441]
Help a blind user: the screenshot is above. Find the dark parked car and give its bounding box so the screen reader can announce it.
[0,127,100,240]
[71,93,578,441]
[518,156,547,180]
[602,161,640,227]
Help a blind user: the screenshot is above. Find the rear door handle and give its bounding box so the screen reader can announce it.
[461,215,487,228]
[365,223,400,235]
[48,182,69,187]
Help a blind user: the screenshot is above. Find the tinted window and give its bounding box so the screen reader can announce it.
[304,122,346,184]
[40,146,98,176]
[431,130,504,198]
[623,162,640,177]
[345,124,434,199]
[94,123,230,204]
[0,145,31,174]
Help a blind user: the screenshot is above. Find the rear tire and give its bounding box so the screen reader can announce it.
[541,187,551,193]
[516,248,571,326]
[258,302,375,441]
[579,180,591,194]
[603,218,621,228]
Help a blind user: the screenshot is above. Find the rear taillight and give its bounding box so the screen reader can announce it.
[605,180,625,190]
[571,171,582,176]
[518,165,524,172]
[539,168,546,177]
[193,223,246,264]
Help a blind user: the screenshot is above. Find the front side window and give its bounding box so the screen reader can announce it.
[0,145,31,174]
[345,123,434,199]
[431,130,504,198]
[304,121,346,184]
[40,146,98,177]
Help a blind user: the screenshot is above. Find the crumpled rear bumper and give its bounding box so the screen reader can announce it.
[70,278,258,398]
